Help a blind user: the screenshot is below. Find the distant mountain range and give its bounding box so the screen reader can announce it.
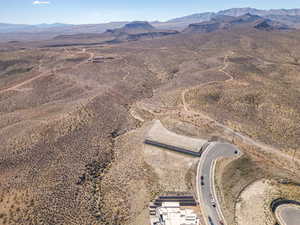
[53,21,179,44]
[1,7,300,42]
[48,16,291,47]
[183,13,291,33]
[167,7,300,29]
[0,23,73,33]
[169,8,300,22]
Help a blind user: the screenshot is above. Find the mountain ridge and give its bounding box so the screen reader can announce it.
[168,8,300,25]
[2,7,300,33]
[183,13,291,33]
[53,21,179,43]
[1,7,300,42]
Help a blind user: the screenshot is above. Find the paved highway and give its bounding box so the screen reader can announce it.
[197,142,241,225]
[276,205,300,225]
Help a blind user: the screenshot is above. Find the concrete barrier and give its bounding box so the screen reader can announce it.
[144,139,202,157]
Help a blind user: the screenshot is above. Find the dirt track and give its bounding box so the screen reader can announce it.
[0,48,94,94]
[130,51,300,169]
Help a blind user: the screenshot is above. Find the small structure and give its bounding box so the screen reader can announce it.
[151,202,199,225]
[150,194,199,225]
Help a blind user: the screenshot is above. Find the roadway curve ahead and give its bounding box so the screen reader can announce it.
[197,142,242,225]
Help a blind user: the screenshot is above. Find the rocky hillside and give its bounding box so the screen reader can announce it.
[1,19,300,225]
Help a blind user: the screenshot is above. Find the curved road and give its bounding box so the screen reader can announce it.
[276,205,300,225]
[197,142,241,225]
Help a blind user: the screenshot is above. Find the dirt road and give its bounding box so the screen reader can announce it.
[0,48,94,94]
[131,51,300,168]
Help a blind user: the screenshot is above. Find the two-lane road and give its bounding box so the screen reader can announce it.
[276,205,300,225]
[197,142,241,225]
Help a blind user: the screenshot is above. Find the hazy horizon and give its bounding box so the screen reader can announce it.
[1,0,300,25]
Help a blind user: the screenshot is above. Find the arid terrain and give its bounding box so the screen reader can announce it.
[0,23,300,225]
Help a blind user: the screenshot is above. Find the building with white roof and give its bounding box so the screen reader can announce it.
[151,202,199,225]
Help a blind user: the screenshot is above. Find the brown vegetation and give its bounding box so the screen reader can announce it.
[185,31,300,150]
[0,27,300,224]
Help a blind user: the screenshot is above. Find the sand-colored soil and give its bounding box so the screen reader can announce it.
[235,180,277,225]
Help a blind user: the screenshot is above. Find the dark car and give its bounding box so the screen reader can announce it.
[201,181,204,186]
[208,216,214,225]
[201,176,204,180]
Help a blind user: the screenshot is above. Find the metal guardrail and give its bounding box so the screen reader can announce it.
[271,198,300,212]
[271,198,300,225]
[158,196,194,200]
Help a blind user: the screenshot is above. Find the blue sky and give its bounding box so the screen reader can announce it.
[1,0,300,24]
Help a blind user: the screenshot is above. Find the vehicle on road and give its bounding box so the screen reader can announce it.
[211,198,216,208]
[201,181,204,186]
[198,143,242,225]
[208,216,214,225]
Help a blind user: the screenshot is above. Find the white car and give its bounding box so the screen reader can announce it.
[211,197,216,207]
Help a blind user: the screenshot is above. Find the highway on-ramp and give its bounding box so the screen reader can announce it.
[197,142,241,225]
